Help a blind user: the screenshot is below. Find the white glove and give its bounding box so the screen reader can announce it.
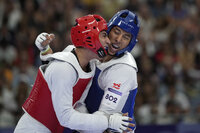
[35,32,55,52]
[35,32,49,51]
[108,113,130,133]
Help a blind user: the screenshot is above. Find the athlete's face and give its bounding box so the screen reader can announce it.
[108,26,132,56]
[90,30,110,60]
[99,30,110,49]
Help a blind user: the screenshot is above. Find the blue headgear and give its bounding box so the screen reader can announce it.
[107,9,140,56]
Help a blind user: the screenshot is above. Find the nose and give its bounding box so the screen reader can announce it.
[115,34,122,43]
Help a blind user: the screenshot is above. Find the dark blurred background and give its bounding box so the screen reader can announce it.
[0,0,200,133]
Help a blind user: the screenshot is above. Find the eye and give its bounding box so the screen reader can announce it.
[114,28,120,35]
[100,31,108,38]
[123,35,131,40]
[103,32,108,37]
[123,34,132,41]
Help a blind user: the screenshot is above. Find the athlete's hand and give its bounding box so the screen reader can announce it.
[122,113,135,133]
[35,32,55,51]
[108,113,135,133]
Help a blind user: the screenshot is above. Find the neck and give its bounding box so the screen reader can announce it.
[75,48,96,72]
[101,54,114,62]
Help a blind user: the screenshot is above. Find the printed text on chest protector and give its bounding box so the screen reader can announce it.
[101,88,122,109]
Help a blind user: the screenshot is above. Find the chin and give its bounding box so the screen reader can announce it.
[107,50,116,56]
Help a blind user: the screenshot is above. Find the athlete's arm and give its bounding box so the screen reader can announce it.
[44,61,132,132]
[44,60,108,130]
[98,64,138,113]
[98,64,138,132]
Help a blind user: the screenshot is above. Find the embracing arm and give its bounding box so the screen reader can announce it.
[44,61,109,131]
[79,64,138,133]
[44,61,132,132]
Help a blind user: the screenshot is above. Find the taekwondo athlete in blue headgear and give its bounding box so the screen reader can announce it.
[83,9,140,133]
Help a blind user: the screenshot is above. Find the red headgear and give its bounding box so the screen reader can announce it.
[71,14,108,58]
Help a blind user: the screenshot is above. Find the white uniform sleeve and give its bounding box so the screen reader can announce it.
[44,60,108,131]
[98,64,138,114]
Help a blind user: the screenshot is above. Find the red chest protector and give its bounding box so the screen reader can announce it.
[23,69,91,133]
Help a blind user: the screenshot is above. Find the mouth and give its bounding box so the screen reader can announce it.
[107,43,120,55]
[111,43,120,49]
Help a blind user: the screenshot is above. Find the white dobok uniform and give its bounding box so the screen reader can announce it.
[77,51,138,133]
[14,46,109,133]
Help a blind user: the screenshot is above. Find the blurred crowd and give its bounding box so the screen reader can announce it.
[0,0,200,128]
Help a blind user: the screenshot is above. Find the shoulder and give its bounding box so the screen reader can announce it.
[98,52,138,72]
[45,60,77,81]
[62,45,75,52]
[105,63,137,78]
[120,52,138,71]
[99,63,138,90]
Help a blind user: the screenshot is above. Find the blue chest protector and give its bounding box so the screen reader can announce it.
[85,68,104,113]
[84,67,138,130]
